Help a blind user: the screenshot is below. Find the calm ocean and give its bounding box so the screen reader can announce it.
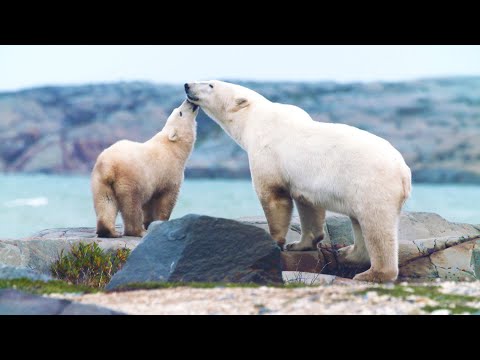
[1,174,479,239]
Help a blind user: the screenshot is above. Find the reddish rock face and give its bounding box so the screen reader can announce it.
[1,79,480,182]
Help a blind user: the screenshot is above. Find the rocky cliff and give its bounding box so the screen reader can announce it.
[1,77,479,182]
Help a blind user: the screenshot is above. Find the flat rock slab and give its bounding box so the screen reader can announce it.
[0,225,140,274]
[107,215,283,290]
[0,265,52,281]
[0,289,123,315]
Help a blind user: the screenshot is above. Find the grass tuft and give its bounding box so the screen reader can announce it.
[0,278,99,295]
[358,285,480,314]
[50,242,131,288]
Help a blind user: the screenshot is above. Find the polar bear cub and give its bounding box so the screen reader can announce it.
[91,100,198,238]
[185,80,412,283]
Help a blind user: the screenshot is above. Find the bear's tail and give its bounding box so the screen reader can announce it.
[400,165,412,208]
[91,162,120,238]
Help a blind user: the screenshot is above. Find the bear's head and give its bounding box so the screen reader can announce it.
[184,80,252,123]
[164,99,199,144]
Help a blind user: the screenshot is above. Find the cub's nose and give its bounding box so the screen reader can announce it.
[184,83,190,92]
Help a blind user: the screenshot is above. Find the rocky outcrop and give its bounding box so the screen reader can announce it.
[1,78,480,183]
[0,212,478,282]
[242,212,480,281]
[106,215,283,290]
[0,289,123,315]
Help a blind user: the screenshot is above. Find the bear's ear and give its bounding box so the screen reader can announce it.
[168,128,178,142]
[231,97,249,112]
[236,98,249,108]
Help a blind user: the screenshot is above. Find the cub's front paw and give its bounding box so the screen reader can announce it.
[97,230,122,238]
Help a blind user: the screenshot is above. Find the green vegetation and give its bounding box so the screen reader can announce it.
[50,242,131,288]
[359,285,480,314]
[112,281,310,292]
[0,278,98,295]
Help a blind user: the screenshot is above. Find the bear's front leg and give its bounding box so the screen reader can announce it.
[257,187,293,251]
[153,187,180,221]
[142,199,155,230]
[286,200,325,251]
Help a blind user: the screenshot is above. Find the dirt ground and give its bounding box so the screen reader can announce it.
[50,280,480,315]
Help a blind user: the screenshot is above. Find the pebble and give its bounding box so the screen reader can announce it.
[430,309,451,315]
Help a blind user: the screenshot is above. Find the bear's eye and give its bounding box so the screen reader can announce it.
[209,84,214,88]
[179,111,182,117]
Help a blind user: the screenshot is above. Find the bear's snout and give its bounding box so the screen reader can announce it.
[186,100,198,111]
[184,83,190,92]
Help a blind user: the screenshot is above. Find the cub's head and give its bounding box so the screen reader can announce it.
[164,100,198,143]
[183,80,252,123]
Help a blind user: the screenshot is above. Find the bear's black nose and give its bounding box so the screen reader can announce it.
[184,83,190,92]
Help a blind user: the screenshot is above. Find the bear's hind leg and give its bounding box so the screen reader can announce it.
[117,192,146,237]
[286,200,325,251]
[337,217,370,266]
[93,182,121,238]
[352,214,399,283]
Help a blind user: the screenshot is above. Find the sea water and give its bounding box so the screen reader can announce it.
[0,174,479,239]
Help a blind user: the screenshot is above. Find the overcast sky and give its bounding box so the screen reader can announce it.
[0,45,479,91]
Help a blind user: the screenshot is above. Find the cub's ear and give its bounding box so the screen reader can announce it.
[231,97,249,112]
[168,128,178,142]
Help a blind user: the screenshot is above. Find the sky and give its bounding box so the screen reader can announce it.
[0,45,479,91]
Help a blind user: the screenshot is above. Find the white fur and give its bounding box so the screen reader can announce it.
[91,100,198,237]
[186,80,412,282]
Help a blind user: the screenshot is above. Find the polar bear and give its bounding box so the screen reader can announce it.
[185,80,412,282]
[91,100,198,238]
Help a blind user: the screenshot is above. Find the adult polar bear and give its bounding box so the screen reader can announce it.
[185,80,411,282]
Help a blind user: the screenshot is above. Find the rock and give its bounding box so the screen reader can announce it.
[281,251,327,273]
[472,240,480,279]
[0,265,52,282]
[398,212,479,240]
[282,272,360,285]
[0,225,141,274]
[398,256,439,280]
[0,289,123,315]
[0,211,478,283]
[430,242,477,281]
[243,212,480,281]
[106,214,283,290]
[430,309,451,315]
[325,215,355,249]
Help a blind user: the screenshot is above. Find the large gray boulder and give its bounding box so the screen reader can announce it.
[0,289,123,315]
[106,214,283,290]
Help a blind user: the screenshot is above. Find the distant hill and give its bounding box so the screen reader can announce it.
[1,77,479,183]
